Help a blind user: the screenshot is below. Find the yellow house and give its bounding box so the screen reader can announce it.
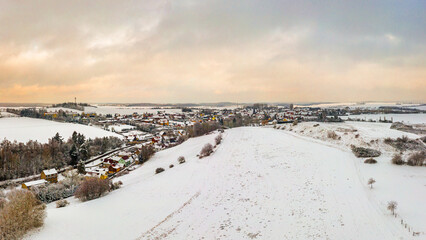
[41,169,58,183]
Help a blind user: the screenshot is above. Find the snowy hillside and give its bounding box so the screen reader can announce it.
[26,127,424,240]
[0,117,122,143]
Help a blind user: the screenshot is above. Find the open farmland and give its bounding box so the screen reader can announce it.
[26,127,425,240]
[0,117,122,143]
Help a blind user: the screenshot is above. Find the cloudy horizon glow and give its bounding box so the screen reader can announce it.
[0,0,425,103]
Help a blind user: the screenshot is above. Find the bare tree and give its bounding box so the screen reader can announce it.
[387,201,398,215]
[367,178,376,189]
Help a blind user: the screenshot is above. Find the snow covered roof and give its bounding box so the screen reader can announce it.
[42,168,58,175]
[23,179,48,187]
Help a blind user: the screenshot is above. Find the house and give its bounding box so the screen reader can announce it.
[108,163,124,174]
[86,169,108,180]
[22,179,48,190]
[41,168,58,183]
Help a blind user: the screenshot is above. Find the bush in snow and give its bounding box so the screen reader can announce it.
[367,178,376,189]
[109,181,122,191]
[0,189,46,240]
[169,164,174,168]
[384,136,425,152]
[200,143,214,158]
[56,199,69,208]
[351,145,381,158]
[74,177,110,201]
[215,134,223,145]
[387,201,397,215]
[33,182,78,203]
[178,156,186,164]
[155,168,165,174]
[292,120,298,126]
[364,158,377,164]
[391,154,404,165]
[327,131,339,140]
[407,151,425,166]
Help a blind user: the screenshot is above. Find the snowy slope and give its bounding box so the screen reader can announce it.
[26,127,419,240]
[0,117,122,143]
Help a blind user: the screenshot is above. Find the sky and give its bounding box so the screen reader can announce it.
[0,0,425,103]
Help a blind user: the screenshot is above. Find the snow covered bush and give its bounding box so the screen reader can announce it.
[327,131,339,140]
[200,143,214,158]
[178,156,186,164]
[215,134,223,145]
[169,164,174,168]
[56,199,69,208]
[391,154,404,165]
[0,189,46,240]
[407,151,425,166]
[110,181,122,191]
[74,177,110,201]
[384,136,425,152]
[155,168,165,174]
[351,145,381,158]
[33,182,78,203]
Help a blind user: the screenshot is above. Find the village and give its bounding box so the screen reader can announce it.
[15,103,327,190]
[14,102,425,192]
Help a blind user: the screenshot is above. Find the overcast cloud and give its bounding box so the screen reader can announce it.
[0,0,425,103]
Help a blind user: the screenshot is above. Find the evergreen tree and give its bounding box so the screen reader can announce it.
[77,161,86,174]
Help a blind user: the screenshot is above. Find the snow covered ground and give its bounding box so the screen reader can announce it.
[45,107,83,114]
[0,117,122,143]
[341,113,426,124]
[26,127,424,240]
[84,106,183,115]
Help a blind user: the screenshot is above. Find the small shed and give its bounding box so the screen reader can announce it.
[22,179,48,190]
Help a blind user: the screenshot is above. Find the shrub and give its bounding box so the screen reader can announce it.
[391,154,404,165]
[367,178,376,189]
[56,199,69,208]
[327,131,339,140]
[364,158,377,164]
[387,201,397,215]
[200,143,214,158]
[215,134,223,145]
[74,178,110,201]
[407,151,425,166]
[313,124,319,127]
[351,145,381,158]
[110,181,122,191]
[178,156,186,164]
[33,182,77,203]
[292,120,298,126]
[169,164,174,168]
[155,168,165,174]
[0,190,46,240]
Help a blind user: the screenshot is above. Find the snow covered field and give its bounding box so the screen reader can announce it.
[342,113,426,124]
[0,117,122,143]
[26,127,424,240]
[84,106,183,115]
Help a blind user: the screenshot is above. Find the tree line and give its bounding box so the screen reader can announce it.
[0,132,123,181]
